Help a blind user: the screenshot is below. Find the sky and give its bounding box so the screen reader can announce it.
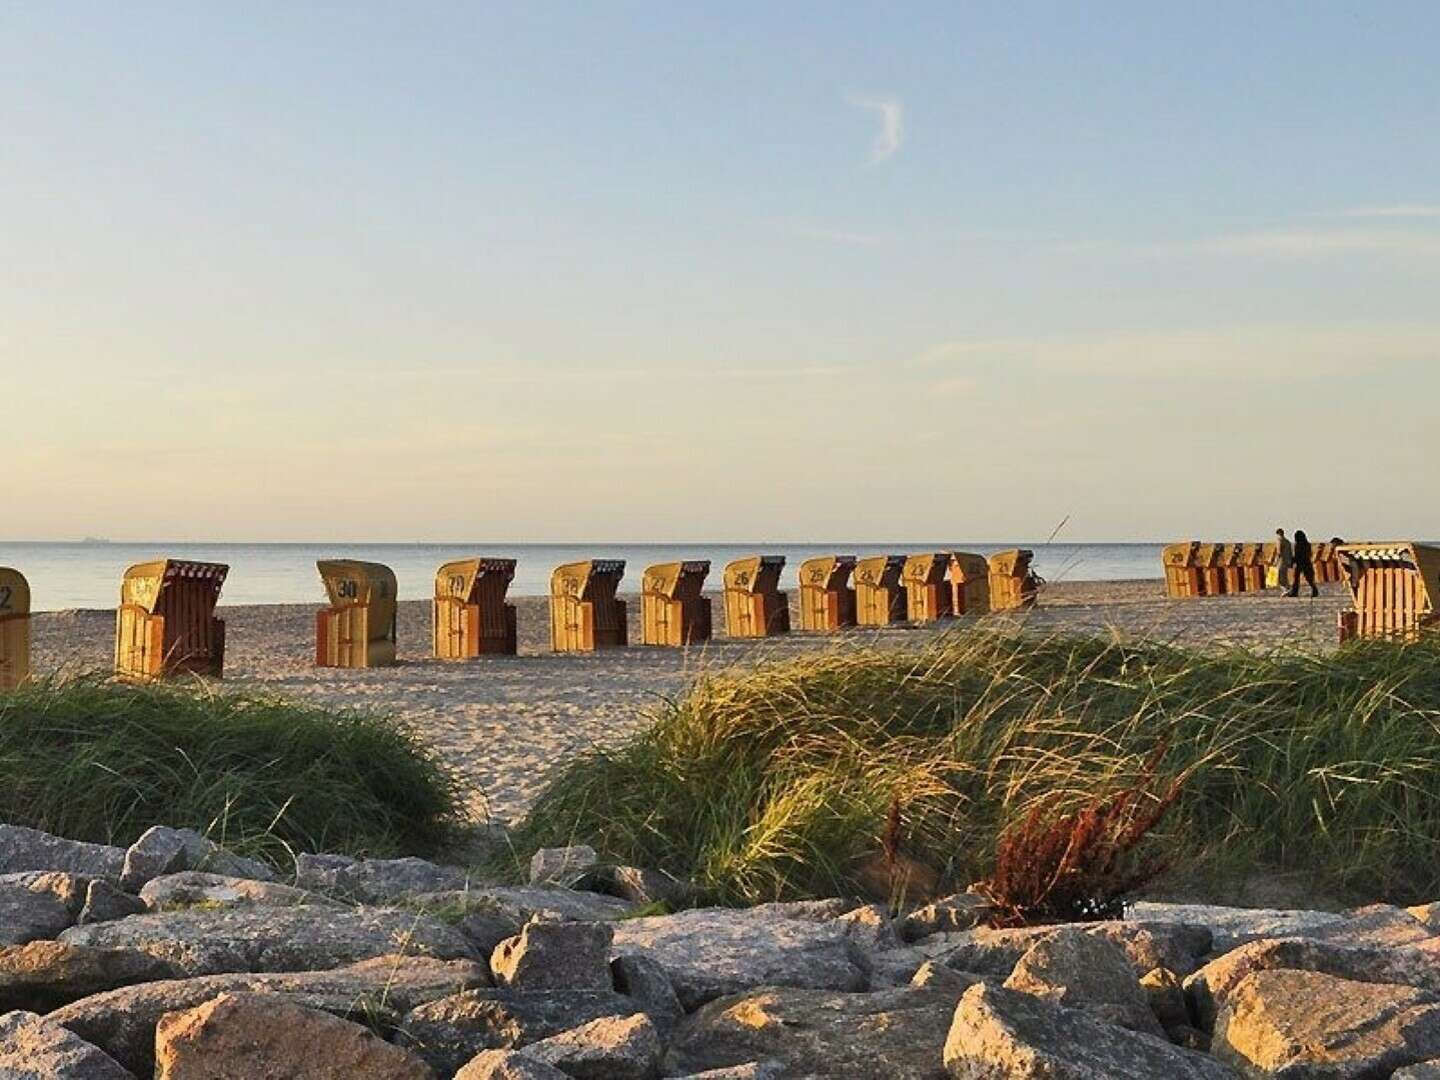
[3,2,1438,542]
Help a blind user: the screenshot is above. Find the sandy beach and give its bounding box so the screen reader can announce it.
[29,580,1349,824]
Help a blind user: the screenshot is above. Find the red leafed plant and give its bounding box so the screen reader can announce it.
[973,743,1187,927]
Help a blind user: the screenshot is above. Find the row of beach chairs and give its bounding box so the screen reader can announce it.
[1159,540,1437,642]
[1161,540,1344,599]
[0,550,1041,685]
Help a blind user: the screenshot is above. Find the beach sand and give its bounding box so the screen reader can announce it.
[29,580,1349,824]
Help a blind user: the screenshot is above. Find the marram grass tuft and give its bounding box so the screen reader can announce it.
[0,676,468,866]
[519,627,1440,906]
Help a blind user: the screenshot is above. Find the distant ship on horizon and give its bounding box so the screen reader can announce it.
[79,537,112,545]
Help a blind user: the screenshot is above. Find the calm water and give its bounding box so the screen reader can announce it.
[0,542,1165,612]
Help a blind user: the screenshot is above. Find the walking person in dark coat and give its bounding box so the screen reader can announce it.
[1287,529,1319,597]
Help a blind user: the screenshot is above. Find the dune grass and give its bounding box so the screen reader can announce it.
[517,628,1440,906]
[0,677,468,866]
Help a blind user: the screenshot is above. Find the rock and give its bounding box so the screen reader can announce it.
[1086,922,1210,979]
[0,875,77,945]
[667,1066,784,1080]
[58,905,477,976]
[862,946,936,989]
[938,920,1210,982]
[399,989,640,1076]
[491,918,614,992]
[610,906,868,1010]
[529,846,599,888]
[414,886,636,924]
[0,942,178,1012]
[78,880,147,925]
[912,960,985,993]
[836,903,904,951]
[1140,967,1191,1034]
[455,1050,571,1079]
[457,906,526,957]
[0,824,126,879]
[49,955,484,1075]
[753,898,860,920]
[0,1009,133,1079]
[153,991,432,1079]
[1129,920,1215,962]
[1304,903,1438,948]
[519,1013,661,1079]
[836,904,918,987]
[1003,927,1164,1036]
[667,984,969,1079]
[119,826,274,892]
[1407,902,1440,932]
[117,828,187,891]
[179,834,275,884]
[1127,901,1346,953]
[944,981,1238,1078]
[900,894,992,942]
[139,871,330,912]
[1211,969,1440,1078]
[1185,937,1440,1031]
[16,871,90,917]
[295,853,473,903]
[610,954,683,1032]
[600,866,697,908]
[1396,1064,1440,1079]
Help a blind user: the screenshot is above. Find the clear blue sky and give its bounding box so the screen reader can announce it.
[4,3,1437,541]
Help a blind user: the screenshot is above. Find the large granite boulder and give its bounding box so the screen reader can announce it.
[58,905,477,975]
[1127,902,1346,953]
[48,955,484,1075]
[1299,903,1440,949]
[491,918,613,992]
[412,886,636,924]
[0,875,79,946]
[1187,937,1440,1031]
[455,1050,570,1079]
[609,905,868,1010]
[0,825,125,879]
[77,880,147,925]
[899,894,993,942]
[944,982,1238,1079]
[517,1012,661,1079]
[1211,969,1440,1078]
[0,1010,133,1079]
[399,988,641,1076]
[0,942,179,1012]
[611,954,684,1033]
[153,991,432,1079]
[1002,926,1164,1036]
[140,871,330,912]
[937,920,1209,981]
[529,846,599,888]
[294,854,474,903]
[666,984,969,1079]
[120,826,273,892]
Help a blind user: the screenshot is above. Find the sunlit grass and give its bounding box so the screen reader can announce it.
[0,676,469,866]
[518,628,1440,906]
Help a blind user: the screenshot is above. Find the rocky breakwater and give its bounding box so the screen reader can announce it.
[3,826,1440,1076]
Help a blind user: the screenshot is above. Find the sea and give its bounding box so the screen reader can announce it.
[0,542,1165,612]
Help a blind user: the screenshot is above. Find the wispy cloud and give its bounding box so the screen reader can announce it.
[913,324,1440,381]
[1203,227,1440,257]
[1332,204,1440,220]
[846,94,904,164]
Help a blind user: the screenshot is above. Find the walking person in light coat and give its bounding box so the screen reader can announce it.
[1273,528,1293,593]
